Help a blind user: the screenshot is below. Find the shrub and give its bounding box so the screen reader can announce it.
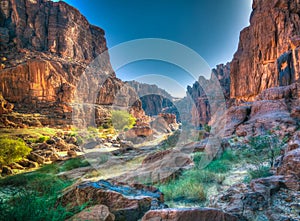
[242,134,282,167]
[203,124,211,133]
[37,135,50,143]
[0,138,31,165]
[111,110,136,131]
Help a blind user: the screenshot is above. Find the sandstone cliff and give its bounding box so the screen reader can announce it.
[231,0,300,101]
[0,0,144,127]
[186,63,230,126]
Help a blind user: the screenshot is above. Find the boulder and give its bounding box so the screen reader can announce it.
[18,159,38,168]
[59,180,166,221]
[142,208,238,221]
[68,205,115,221]
[211,175,300,220]
[125,126,153,139]
[67,150,77,158]
[1,166,13,176]
[115,149,192,184]
[27,152,45,164]
[277,148,300,183]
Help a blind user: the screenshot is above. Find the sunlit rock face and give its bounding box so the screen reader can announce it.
[0,0,145,127]
[0,0,106,62]
[231,0,300,101]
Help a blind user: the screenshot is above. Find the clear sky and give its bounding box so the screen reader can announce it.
[62,0,252,97]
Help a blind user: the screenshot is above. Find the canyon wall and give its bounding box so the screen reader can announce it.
[0,0,144,127]
[126,81,176,116]
[186,63,230,126]
[231,0,300,101]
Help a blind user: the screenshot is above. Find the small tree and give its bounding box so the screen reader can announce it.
[247,133,283,167]
[0,138,31,165]
[111,110,136,131]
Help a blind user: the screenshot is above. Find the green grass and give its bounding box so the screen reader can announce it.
[59,158,90,172]
[244,166,272,183]
[157,150,234,204]
[0,172,75,221]
[0,158,88,220]
[158,176,206,202]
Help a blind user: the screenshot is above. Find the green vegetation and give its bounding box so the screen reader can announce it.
[0,172,75,221]
[0,138,31,165]
[244,166,272,183]
[37,135,50,143]
[0,157,91,220]
[238,133,284,181]
[60,158,90,172]
[203,124,211,133]
[157,132,287,205]
[157,150,235,203]
[111,110,136,131]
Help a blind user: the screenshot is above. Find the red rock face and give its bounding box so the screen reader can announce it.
[0,0,106,62]
[231,0,300,101]
[0,0,145,127]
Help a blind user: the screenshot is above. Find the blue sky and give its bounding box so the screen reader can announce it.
[62,0,252,97]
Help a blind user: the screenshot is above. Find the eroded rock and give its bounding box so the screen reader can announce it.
[59,180,166,221]
[142,208,238,221]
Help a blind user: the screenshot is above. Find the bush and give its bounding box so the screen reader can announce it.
[203,124,211,133]
[37,135,50,143]
[111,110,136,131]
[0,138,31,165]
[241,134,282,167]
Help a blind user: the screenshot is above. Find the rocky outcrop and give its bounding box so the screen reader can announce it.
[142,208,238,221]
[0,0,106,62]
[59,180,166,221]
[0,92,13,115]
[222,82,300,137]
[151,113,179,133]
[276,131,300,190]
[0,0,145,127]
[186,63,230,126]
[211,176,300,221]
[126,81,177,117]
[113,149,192,184]
[231,0,300,101]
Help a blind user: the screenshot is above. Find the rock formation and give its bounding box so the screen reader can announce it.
[142,208,238,221]
[220,82,300,137]
[231,0,300,101]
[0,0,145,128]
[60,179,166,221]
[126,81,177,117]
[186,63,230,126]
